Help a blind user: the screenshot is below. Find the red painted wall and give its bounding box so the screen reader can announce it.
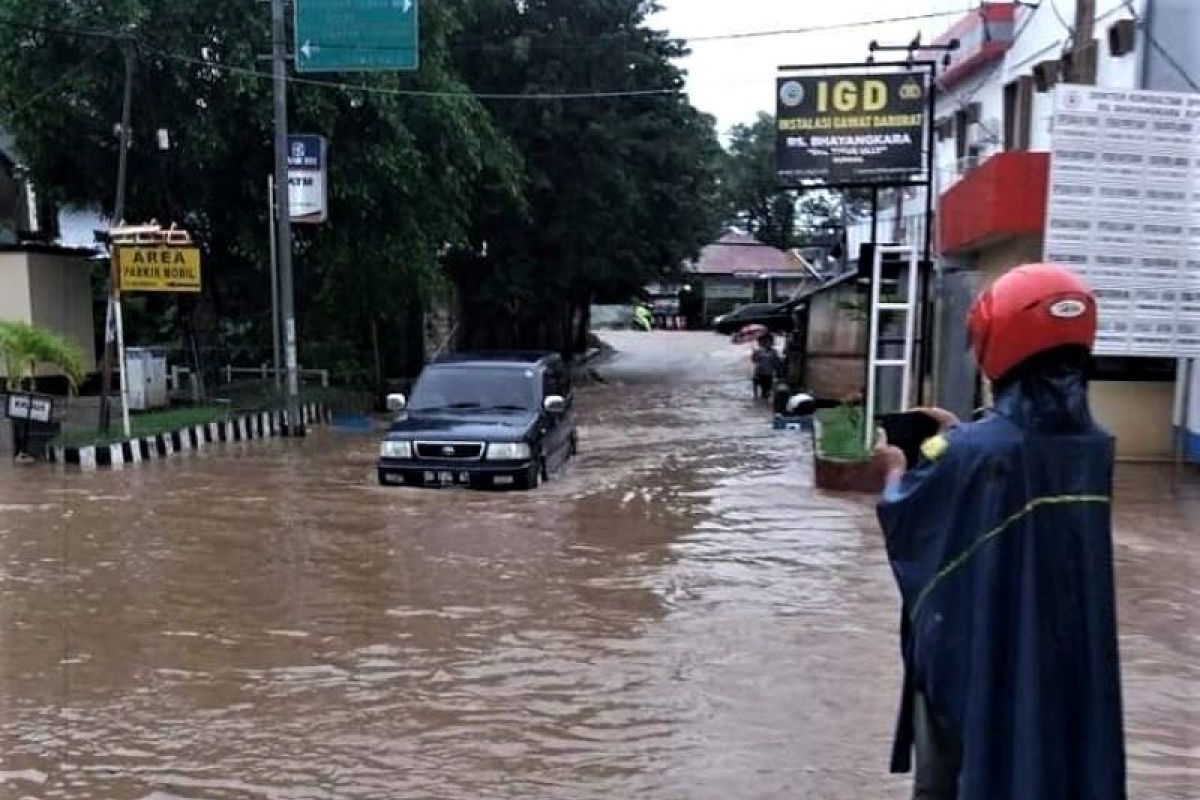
[938,152,1050,255]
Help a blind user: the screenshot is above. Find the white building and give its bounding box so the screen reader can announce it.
[849,0,1199,460]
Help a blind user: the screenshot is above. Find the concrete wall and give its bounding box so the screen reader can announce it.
[934,264,981,420]
[1143,0,1199,93]
[1002,0,1149,152]
[0,251,32,324]
[0,250,97,380]
[976,235,1045,280]
[27,252,96,372]
[1092,379,1176,459]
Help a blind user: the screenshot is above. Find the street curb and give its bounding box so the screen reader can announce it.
[47,403,331,472]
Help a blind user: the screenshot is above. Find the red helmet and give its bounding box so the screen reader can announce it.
[967,263,1097,381]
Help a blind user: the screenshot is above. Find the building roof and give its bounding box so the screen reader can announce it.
[0,242,98,258]
[778,269,860,312]
[687,231,804,276]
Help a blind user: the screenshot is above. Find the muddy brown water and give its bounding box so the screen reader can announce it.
[0,332,1196,799]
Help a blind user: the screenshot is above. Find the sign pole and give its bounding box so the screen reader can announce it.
[112,246,131,439]
[99,40,137,435]
[916,65,938,405]
[268,174,282,390]
[20,398,32,459]
[115,300,131,439]
[272,0,302,435]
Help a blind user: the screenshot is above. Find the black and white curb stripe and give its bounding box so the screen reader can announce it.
[48,403,330,471]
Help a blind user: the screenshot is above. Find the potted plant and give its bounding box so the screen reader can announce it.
[813,402,888,493]
[0,320,85,459]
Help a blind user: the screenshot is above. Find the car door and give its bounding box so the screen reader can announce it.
[540,362,571,471]
[558,366,577,461]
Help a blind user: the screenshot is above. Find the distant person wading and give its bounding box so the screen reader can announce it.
[750,332,783,400]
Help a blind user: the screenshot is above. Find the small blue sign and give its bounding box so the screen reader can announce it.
[287,135,324,170]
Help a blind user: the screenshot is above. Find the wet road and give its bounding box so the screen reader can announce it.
[0,331,1196,799]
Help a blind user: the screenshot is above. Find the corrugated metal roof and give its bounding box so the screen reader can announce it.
[686,231,804,275]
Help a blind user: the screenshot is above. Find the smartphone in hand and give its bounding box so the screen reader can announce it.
[880,411,943,471]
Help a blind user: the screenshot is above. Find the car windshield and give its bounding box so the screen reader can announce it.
[409,366,538,412]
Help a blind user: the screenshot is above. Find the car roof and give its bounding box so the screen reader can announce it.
[432,351,561,368]
[734,303,784,312]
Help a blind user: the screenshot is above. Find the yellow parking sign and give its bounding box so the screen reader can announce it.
[118,246,202,293]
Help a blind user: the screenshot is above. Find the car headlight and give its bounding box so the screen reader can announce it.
[380,439,412,459]
[486,442,531,461]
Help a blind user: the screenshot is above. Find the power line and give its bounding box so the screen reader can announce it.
[0,16,120,42]
[0,9,976,103]
[0,15,682,100]
[144,45,682,100]
[0,6,1091,105]
[2,58,96,120]
[682,8,975,43]
[950,2,1041,143]
[1121,0,1199,92]
[1047,0,1074,39]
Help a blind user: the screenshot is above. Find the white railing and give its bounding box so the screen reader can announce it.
[220,364,330,388]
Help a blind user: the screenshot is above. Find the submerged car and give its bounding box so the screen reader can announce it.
[712,302,795,335]
[377,352,577,490]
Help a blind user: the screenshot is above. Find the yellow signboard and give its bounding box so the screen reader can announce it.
[117,246,202,293]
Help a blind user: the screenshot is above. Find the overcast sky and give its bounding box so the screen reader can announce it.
[651,0,971,134]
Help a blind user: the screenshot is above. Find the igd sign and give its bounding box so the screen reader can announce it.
[816,78,890,112]
[776,71,927,184]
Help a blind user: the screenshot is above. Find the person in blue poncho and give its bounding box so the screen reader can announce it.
[875,264,1125,800]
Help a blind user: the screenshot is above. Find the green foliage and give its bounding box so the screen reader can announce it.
[0,0,518,384]
[0,0,722,374]
[816,404,870,461]
[0,319,86,391]
[723,113,797,250]
[449,0,724,353]
[722,113,874,250]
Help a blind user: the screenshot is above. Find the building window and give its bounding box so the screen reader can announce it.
[1003,76,1034,151]
[955,108,969,163]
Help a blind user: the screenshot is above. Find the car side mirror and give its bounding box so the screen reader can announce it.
[386,393,407,412]
[543,395,566,414]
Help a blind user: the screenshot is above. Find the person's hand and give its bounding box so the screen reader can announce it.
[873,429,908,484]
[910,406,959,432]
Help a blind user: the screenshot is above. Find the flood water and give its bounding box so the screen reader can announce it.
[0,331,1196,799]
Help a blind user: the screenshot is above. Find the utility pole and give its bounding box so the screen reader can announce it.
[268,174,282,390]
[98,39,136,435]
[1070,0,1098,84]
[271,0,302,434]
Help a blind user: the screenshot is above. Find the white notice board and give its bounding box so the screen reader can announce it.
[1044,84,1200,357]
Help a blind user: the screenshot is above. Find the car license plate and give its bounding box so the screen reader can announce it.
[422,470,470,487]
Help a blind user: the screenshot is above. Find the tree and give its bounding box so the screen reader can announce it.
[0,0,519,389]
[0,319,86,391]
[722,112,873,251]
[449,0,723,355]
[723,113,797,250]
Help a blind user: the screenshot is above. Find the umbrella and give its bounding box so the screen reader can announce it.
[731,323,768,344]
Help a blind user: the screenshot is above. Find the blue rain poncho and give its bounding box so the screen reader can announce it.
[878,366,1126,800]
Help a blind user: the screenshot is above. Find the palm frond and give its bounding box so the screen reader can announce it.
[0,319,86,392]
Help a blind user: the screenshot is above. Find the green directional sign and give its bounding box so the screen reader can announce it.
[294,0,419,73]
